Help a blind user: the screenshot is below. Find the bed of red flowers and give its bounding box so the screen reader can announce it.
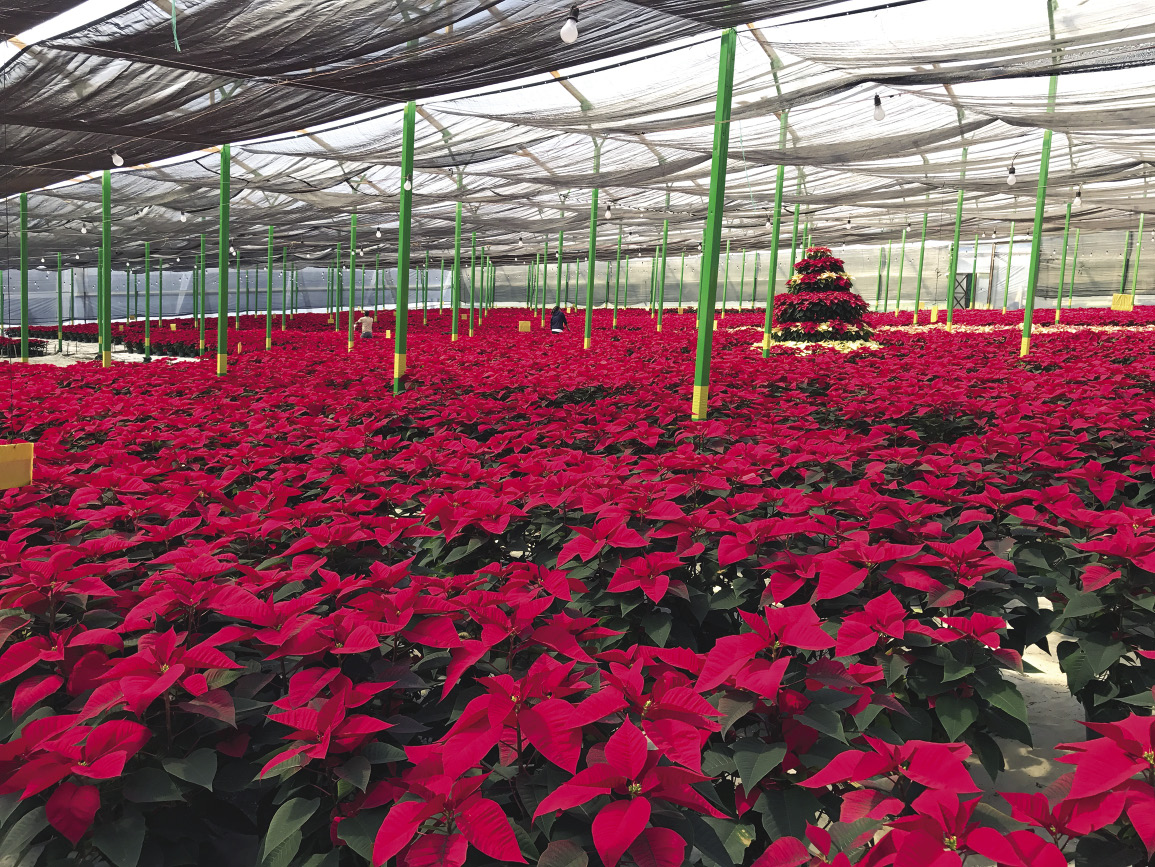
[2,307,1154,867]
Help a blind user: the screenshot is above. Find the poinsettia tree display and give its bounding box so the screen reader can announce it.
[773,245,873,343]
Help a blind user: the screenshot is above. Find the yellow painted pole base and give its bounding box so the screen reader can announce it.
[171,323,177,331]
[236,341,242,354]
[762,334,770,351]
[930,306,939,323]
[451,334,459,342]
[1020,336,1031,357]
[216,354,227,376]
[691,385,709,421]
[347,339,354,352]
[583,337,591,350]
[198,339,205,353]
[102,351,111,368]
[1002,307,1007,314]
[144,339,150,349]
[469,328,474,338]
[394,352,407,379]
[912,314,919,326]
[265,337,271,350]
[656,323,662,333]
[0,442,34,490]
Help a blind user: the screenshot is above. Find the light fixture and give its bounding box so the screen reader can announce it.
[560,5,579,44]
[605,203,612,220]
[230,246,236,256]
[1006,165,1017,186]
[846,216,852,227]
[40,257,45,263]
[1073,188,1082,209]
[75,253,80,260]
[698,241,703,251]
[376,228,382,239]
[175,257,180,263]
[180,211,188,222]
[109,148,125,167]
[766,214,773,228]
[873,94,885,122]
[518,236,524,246]
[81,225,88,234]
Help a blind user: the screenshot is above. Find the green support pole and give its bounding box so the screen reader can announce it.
[56,253,63,353]
[469,232,477,336]
[1054,202,1072,323]
[655,218,669,332]
[394,100,415,391]
[1131,214,1145,299]
[912,213,929,325]
[1021,3,1060,352]
[216,145,230,375]
[1002,222,1016,312]
[266,226,274,349]
[1120,231,1132,295]
[762,114,787,357]
[423,250,430,324]
[624,257,630,310]
[143,244,151,360]
[18,193,28,363]
[198,234,206,350]
[585,178,600,349]
[70,268,74,328]
[1021,136,1056,351]
[603,246,611,307]
[555,227,563,317]
[895,229,908,312]
[101,170,112,367]
[692,28,736,420]
[946,146,968,330]
[347,218,358,350]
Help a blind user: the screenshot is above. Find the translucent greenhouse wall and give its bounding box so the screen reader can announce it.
[2,231,1150,328]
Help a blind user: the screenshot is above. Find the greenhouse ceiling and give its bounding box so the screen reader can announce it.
[3,0,1155,269]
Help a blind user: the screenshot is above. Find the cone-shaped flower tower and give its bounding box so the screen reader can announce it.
[772,245,873,343]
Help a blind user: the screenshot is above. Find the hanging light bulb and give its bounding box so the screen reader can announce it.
[403,175,412,192]
[81,225,88,234]
[175,257,180,263]
[518,236,524,246]
[560,5,579,44]
[766,214,772,228]
[40,257,45,264]
[1074,189,1082,209]
[180,210,188,222]
[873,94,885,122]
[605,203,612,220]
[1006,165,1017,186]
[75,253,80,260]
[375,228,382,239]
[109,148,125,167]
[230,246,236,256]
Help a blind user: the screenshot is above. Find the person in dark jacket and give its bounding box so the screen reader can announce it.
[550,305,568,334]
